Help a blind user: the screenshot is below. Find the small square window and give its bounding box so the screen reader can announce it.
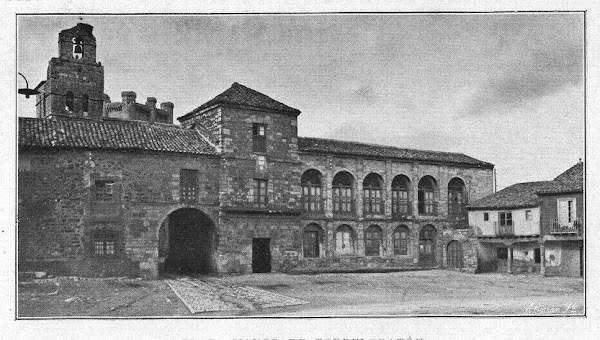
[94,179,115,201]
[483,212,489,221]
[525,210,532,221]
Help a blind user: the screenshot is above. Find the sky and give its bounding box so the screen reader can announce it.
[16,14,584,190]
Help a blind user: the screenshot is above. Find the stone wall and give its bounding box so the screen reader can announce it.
[18,148,220,277]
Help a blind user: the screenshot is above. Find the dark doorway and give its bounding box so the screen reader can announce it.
[419,225,436,266]
[496,247,508,273]
[252,238,271,273]
[161,208,216,275]
[447,240,463,269]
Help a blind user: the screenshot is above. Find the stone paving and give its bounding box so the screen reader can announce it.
[165,277,308,314]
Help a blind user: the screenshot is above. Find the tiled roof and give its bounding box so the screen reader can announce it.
[466,181,552,210]
[537,162,584,195]
[180,82,301,119]
[18,117,218,155]
[298,137,493,167]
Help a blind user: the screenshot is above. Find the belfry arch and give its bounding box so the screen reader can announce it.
[158,208,217,275]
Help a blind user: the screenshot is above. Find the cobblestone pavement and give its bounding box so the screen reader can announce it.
[165,277,308,314]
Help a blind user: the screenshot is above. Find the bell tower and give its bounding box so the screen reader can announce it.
[35,22,105,118]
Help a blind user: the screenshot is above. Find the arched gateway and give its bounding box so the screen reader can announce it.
[158,208,217,275]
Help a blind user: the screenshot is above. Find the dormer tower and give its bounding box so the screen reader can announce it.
[35,23,105,118]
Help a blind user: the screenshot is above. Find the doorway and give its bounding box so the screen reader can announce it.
[252,238,271,273]
[447,240,463,269]
[419,225,436,266]
[159,208,216,275]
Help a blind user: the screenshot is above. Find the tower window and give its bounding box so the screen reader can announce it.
[72,36,84,59]
[65,91,74,112]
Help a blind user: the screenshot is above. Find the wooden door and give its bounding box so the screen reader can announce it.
[447,241,463,269]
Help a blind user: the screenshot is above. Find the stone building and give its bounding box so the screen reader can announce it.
[18,23,495,278]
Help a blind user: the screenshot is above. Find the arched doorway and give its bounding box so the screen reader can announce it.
[419,225,437,266]
[158,208,217,275]
[447,240,463,269]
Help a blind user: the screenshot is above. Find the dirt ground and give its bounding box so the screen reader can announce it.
[17,270,584,317]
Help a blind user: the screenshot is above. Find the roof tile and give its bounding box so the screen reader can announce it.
[298,137,493,167]
[19,117,218,156]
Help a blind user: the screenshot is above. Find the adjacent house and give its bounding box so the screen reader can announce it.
[467,162,584,277]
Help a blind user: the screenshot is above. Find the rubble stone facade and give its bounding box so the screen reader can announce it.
[19,23,495,278]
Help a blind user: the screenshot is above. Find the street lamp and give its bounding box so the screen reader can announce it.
[18,72,39,98]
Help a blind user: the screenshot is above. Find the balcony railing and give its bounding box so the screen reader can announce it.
[493,221,514,236]
[363,199,385,215]
[332,198,356,216]
[418,201,438,216]
[301,197,325,212]
[550,218,582,235]
[392,200,412,220]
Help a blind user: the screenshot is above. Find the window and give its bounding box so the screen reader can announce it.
[303,224,322,258]
[93,179,115,201]
[301,170,323,211]
[483,212,489,221]
[392,175,411,216]
[254,179,268,207]
[363,173,383,214]
[364,225,382,256]
[332,172,354,213]
[257,155,267,171]
[393,226,409,255]
[418,176,437,215]
[335,225,355,255]
[499,212,513,226]
[82,94,89,113]
[180,169,198,202]
[534,248,541,264]
[448,178,467,216]
[525,210,532,221]
[92,230,117,256]
[252,123,267,152]
[558,198,576,226]
[65,91,74,111]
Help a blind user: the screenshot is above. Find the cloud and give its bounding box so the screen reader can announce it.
[352,85,379,103]
[462,44,582,115]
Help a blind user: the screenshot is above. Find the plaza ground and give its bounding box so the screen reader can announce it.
[17,269,584,317]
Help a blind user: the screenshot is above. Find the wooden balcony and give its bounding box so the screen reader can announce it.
[332,198,356,217]
[392,200,412,220]
[494,221,514,236]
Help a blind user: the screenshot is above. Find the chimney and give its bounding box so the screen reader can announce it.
[147,97,157,122]
[121,91,136,104]
[160,102,174,125]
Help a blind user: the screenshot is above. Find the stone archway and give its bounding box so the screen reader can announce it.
[158,208,217,275]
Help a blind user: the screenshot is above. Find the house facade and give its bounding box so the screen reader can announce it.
[18,23,495,278]
[467,163,584,277]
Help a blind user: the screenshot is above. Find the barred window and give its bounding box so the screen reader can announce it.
[92,230,117,256]
[254,179,268,207]
[180,169,198,202]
